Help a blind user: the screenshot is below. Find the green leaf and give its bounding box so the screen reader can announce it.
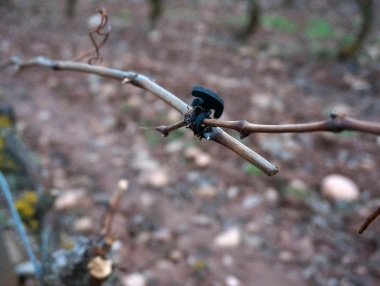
[242,163,263,176]
[305,18,334,39]
[261,15,297,33]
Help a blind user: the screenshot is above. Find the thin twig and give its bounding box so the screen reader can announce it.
[202,112,380,138]
[150,120,187,137]
[6,56,188,113]
[102,179,129,237]
[203,127,279,176]
[358,206,380,234]
[0,171,42,277]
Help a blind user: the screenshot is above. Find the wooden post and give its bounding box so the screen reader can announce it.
[0,227,18,286]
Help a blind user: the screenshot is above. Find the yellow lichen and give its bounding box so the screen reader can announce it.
[23,191,38,204]
[15,191,39,231]
[0,115,13,128]
[0,137,5,148]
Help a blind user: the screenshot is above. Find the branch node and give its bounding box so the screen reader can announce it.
[51,61,59,70]
[122,74,138,85]
[330,110,338,119]
[10,56,22,68]
[327,110,346,133]
[203,127,214,141]
[155,125,169,137]
[237,119,249,139]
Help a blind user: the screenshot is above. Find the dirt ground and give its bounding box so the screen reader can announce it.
[1,0,380,285]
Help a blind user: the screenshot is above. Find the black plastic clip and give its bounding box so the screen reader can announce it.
[188,86,224,136]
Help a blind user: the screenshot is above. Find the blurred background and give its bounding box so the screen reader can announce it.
[1,0,380,285]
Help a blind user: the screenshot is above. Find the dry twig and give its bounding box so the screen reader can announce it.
[3,56,279,176]
[359,206,380,234]
[102,179,129,238]
[201,111,380,138]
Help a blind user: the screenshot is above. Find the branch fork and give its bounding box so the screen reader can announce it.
[4,55,380,230]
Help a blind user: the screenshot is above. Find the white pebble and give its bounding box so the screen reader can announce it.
[74,216,93,233]
[54,189,86,210]
[321,174,360,202]
[122,273,147,286]
[225,275,241,286]
[87,14,102,29]
[213,227,242,249]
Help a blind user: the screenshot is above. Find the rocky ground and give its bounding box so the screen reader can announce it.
[1,0,380,285]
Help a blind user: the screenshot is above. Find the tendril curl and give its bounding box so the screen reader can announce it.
[72,8,110,64]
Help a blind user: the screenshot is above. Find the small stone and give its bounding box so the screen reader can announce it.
[222,254,235,267]
[343,73,370,92]
[244,234,263,249]
[193,185,217,200]
[53,168,69,189]
[289,178,308,192]
[165,140,184,154]
[184,146,212,167]
[139,193,156,209]
[241,194,262,209]
[279,251,293,262]
[37,110,51,121]
[321,174,360,202]
[184,146,200,159]
[264,187,279,205]
[245,221,259,233]
[283,179,310,206]
[148,30,161,43]
[250,92,272,109]
[118,179,129,191]
[110,240,123,264]
[152,227,172,243]
[54,189,86,210]
[194,153,212,167]
[298,237,314,260]
[142,169,170,188]
[155,259,174,270]
[136,232,151,244]
[191,214,215,227]
[213,227,242,249]
[226,186,239,199]
[122,273,147,286]
[225,275,241,286]
[169,249,183,262]
[101,83,117,98]
[74,216,93,233]
[87,13,102,29]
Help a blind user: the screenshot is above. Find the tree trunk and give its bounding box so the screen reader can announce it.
[236,0,261,42]
[66,0,77,18]
[337,0,374,61]
[148,0,163,30]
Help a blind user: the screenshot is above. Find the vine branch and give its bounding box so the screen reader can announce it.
[2,54,380,232]
[202,111,380,137]
[2,56,278,176]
